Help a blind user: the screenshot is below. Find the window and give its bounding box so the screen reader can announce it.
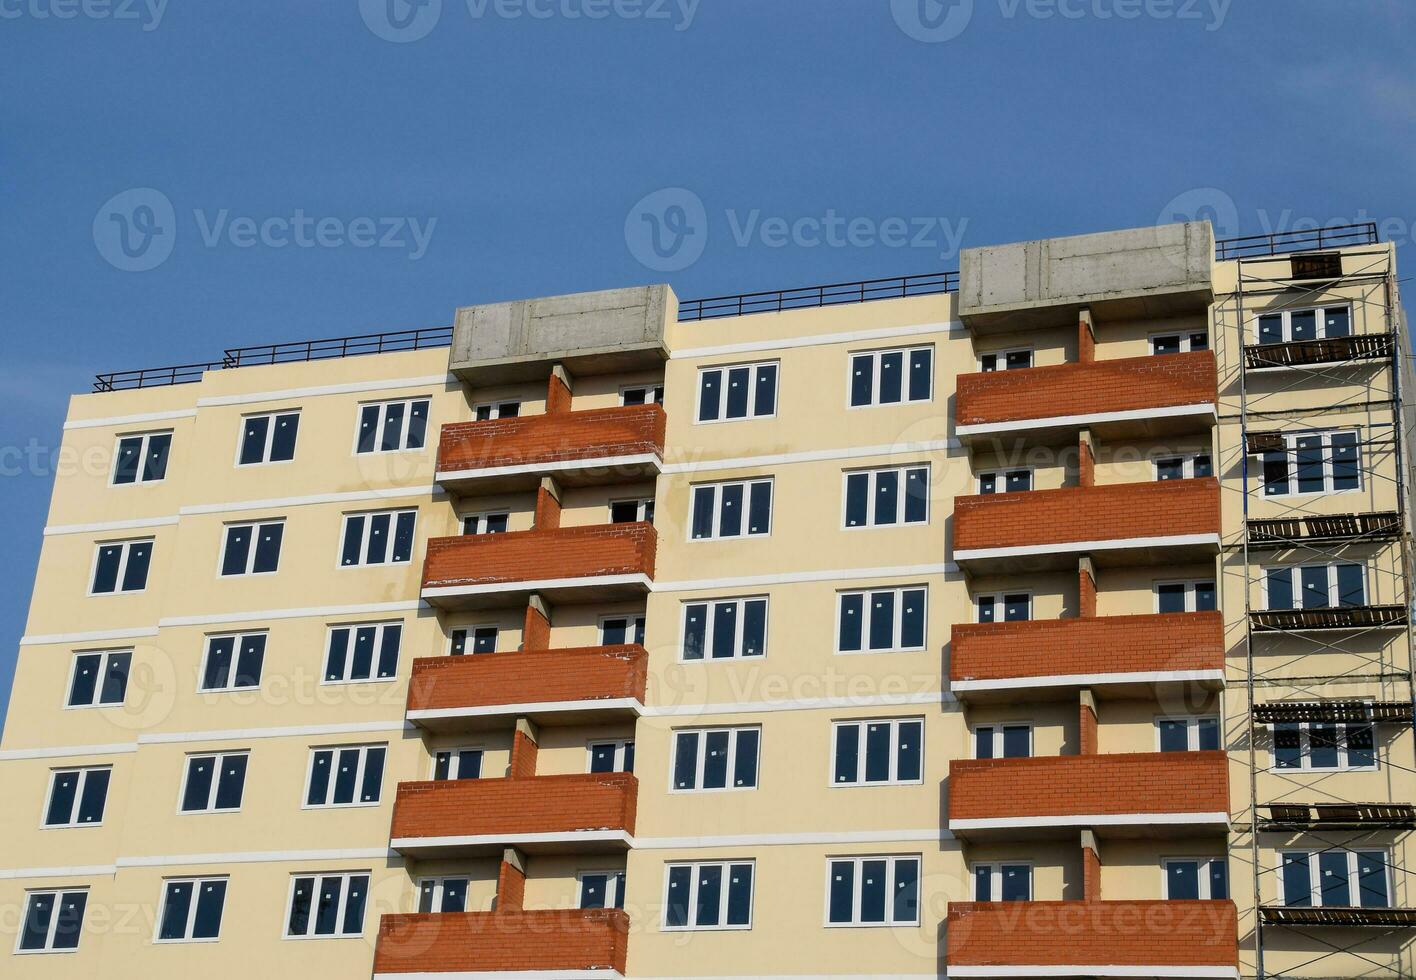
[1264,563,1366,610]
[418,878,468,913]
[285,872,370,938]
[89,538,152,594]
[1155,580,1217,614]
[672,727,760,791]
[305,745,386,807]
[356,398,430,453]
[434,748,483,780]
[850,346,933,407]
[43,767,111,827]
[156,877,227,942]
[690,479,772,539]
[976,593,1030,623]
[462,512,509,535]
[112,431,172,484]
[1261,430,1360,496]
[1164,859,1228,900]
[179,752,248,813]
[589,740,635,773]
[978,348,1032,371]
[663,862,754,930]
[1154,453,1213,481]
[972,863,1032,902]
[621,384,663,406]
[339,509,417,566]
[832,719,923,786]
[450,626,497,655]
[66,650,130,708]
[473,401,519,420]
[1150,331,1209,354]
[610,498,655,524]
[827,855,920,926]
[220,520,284,577]
[1281,850,1389,908]
[977,469,1031,494]
[199,633,266,692]
[579,871,626,910]
[324,622,402,682]
[837,587,926,653]
[238,412,299,465]
[697,362,778,422]
[1273,720,1376,771]
[600,615,645,646]
[16,889,86,952]
[844,466,928,528]
[1157,716,1220,752]
[974,723,1032,759]
[682,597,767,661]
[1257,305,1352,345]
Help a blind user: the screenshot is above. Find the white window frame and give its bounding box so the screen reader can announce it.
[976,467,1033,494]
[842,465,930,528]
[1261,563,1367,610]
[830,718,925,787]
[63,649,130,709]
[1252,304,1354,344]
[450,625,498,655]
[1258,429,1362,497]
[218,519,284,577]
[974,591,1032,623]
[970,861,1034,902]
[1152,452,1213,481]
[1270,719,1378,772]
[1162,857,1227,900]
[14,888,87,954]
[338,508,417,568]
[354,397,431,454]
[473,400,520,421]
[609,497,655,524]
[972,722,1034,759]
[87,538,153,596]
[110,430,173,485]
[41,766,111,828]
[1153,580,1217,614]
[322,621,402,684]
[1278,849,1390,907]
[688,478,774,541]
[848,345,934,408]
[282,872,371,939]
[1155,716,1221,752]
[598,613,646,647]
[198,632,266,692]
[433,746,484,780]
[661,860,755,931]
[695,361,779,424]
[836,586,928,654]
[236,410,300,467]
[670,726,761,793]
[577,870,626,910]
[153,876,228,943]
[679,597,768,662]
[619,383,663,406]
[824,854,922,927]
[976,347,1033,371]
[461,511,510,535]
[302,744,387,809]
[177,751,249,814]
[1148,329,1210,355]
[586,739,635,773]
[416,876,471,913]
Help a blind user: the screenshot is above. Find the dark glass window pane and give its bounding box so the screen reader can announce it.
[1274,724,1301,768]
[665,866,691,927]
[978,473,996,494]
[673,732,699,790]
[76,769,109,823]
[974,865,992,901]
[406,401,429,450]
[1336,564,1365,607]
[485,513,508,533]
[325,629,350,681]
[974,726,995,759]
[1190,332,1210,351]
[690,487,715,539]
[440,879,466,913]
[456,750,481,779]
[20,893,55,950]
[1000,865,1030,902]
[1157,458,1183,481]
[360,748,385,803]
[976,596,996,622]
[1168,862,1199,900]
[1003,594,1029,621]
[864,724,891,782]
[1153,335,1180,355]
[1347,724,1375,768]
[1309,724,1340,769]
[859,859,888,923]
[192,880,226,939]
[747,481,772,535]
[434,752,451,781]
[45,771,78,825]
[1259,314,1283,345]
[350,627,376,679]
[121,541,152,591]
[252,523,282,573]
[1157,583,1186,614]
[724,367,750,419]
[834,725,859,783]
[904,468,928,522]
[159,882,194,940]
[581,874,607,909]
[1197,717,1220,751]
[900,589,926,648]
[142,432,172,481]
[1159,719,1188,752]
[1209,860,1229,900]
[1195,582,1217,611]
[306,750,332,805]
[893,859,919,921]
[270,413,299,461]
[1193,454,1213,478]
[203,637,234,690]
[1290,310,1317,341]
[357,405,380,453]
[1358,852,1388,907]
[725,865,753,925]
[1331,433,1359,491]
[695,865,722,926]
[1266,568,1294,610]
[377,625,401,678]
[314,877,343,935]
[698,370,721,421]
[113,436,142,484]
[1300,565,1328,609]
[1263,451,1288,495]
[381,402,406,451]
[51,892,85,950]
[93,545,122,593]
[742,599,767,657]
[908,348,931,400]
[873,470,899,525]
[879,352,903,403]
[844,473,869,527]
[1282,854,1311,907]
[341,516,365,566]
[365,513,391,563]
[234,635,264,688]
[1318,851,1350,906]
[897,721,922,781]
[1005,469,1030,493]
[101,651,130,703]
[1324,307,1351,338]
[332,748,360,804]
[850,354,873,406]
[589,744,616,774]
[702,731,729,789]
[240,416,270,465]
[222,526,252,576]
[711,602,738,659]
[718,484,743,538]
[1295,436,1324,493]
[1002,725,1029,758]
[288,878,313,935]
[215,755,246,810]
[183,756,215,811]
[609,500,638,523]
[69,653,100,706]
[623,745,634,774]
[869,591,895,650]
[828,861,854,923]
[733,729,759,788]
[449,630,467,656]
[682,604,706,661]
[754,364,777,416]
[622,387,646,406]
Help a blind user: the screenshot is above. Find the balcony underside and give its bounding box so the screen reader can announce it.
[957,401,1216,447]
[953,534,1221,574]
[954,669,1225,703]
[391,828,635,859]
[421,574,652,611]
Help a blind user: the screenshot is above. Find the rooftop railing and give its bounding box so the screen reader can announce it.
[1214,222,1379,260]
[676,270,959,321]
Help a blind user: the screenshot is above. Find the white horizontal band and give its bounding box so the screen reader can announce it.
[116,846,396,869]
[375,973,624,980]
[952,670,1226,693]
[392,830,633,850]
[44,515,180,537]
[642,691,952,718]
[195,373,452,407]
[951,812,1230,830]
[437,454,660,484]
[955,401,1216,438]
[63,408,198,431]
[948,968,1239,979]
[0,742,139,762]
[422,574,651,599]
[0,864,119,880]
[158,599,421,629]
[671,319,962,360]
[179,485,440,516]
[634,828,949,849]
[19,626,160,647]
[654,562,956,593]
[660,439,960,475]
[408,698,645,723]
[954,534,1220,562]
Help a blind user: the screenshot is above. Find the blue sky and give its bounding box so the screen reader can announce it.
[0,0,1412,720]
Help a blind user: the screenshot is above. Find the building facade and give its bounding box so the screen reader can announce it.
[2,219,1412,979]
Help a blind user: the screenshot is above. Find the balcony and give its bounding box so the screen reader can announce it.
[950,611,1225,701]
[436,405,665,493]
[421,523,655,609]
[948,751,1229,838]
[374,908,629,978]
[946,900,1238,979]
[952,479,1220,572]
[955,351,1217,443]
[407,645,648,731]
[390,773,637,857]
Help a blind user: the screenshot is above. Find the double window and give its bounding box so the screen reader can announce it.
[1155,580,1217,613]
[450,625,497,655]
[827,855,920,926]
[90,538,152,594]
[17,889,86,953]
[339,509,416,566]
[973,863,1032,902]
[690,479,772,540]
[682,597,767,661]
[832,719,923,786]
[1264,563,1366,610]
[305,744,386,807]
[1150,330,1209,354]
[1261,430,1360,496]
[1257,305,1351,345]
[220,521,283,577]
[285,872,370,938]
[697,362,778,422]
[180,752,248,813]
[112,431,172,484]
[1281,850,1389,908]
[621,384,663,406]
[156,877,227,942]
[1158,716,1220,752]
[473,400,519,421]
[850,346,933,407]
[844,466,928,527]
[1155,453,1213,481]
[600,614,645,646]
[579,871,626,910]
[976,592,1029,623]
[43,767,111,827]
[357,398,430,453]
[434,748,483,780]
[1164,859,1227,900]
[238,411,299,465]
[1273,720,1375,771]
[672,727,760,792]
[199,633,266,692]
[977,469,1031,494]
[462,511,509,535]
[418,877,468,913]
[974,723,1031,759]
[664,861,754,930]
[324,622,402,682]
[978,348,1031,371]
[837,587,927,654]
[589,740,635,773]
[66,650,130,708]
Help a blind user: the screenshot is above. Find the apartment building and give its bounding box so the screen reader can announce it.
[1,218,1412,980]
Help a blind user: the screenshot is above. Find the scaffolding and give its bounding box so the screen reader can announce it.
[1226,232,1416,979]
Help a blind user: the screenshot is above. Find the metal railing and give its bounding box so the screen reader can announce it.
[677,270,958,321]
[1214,222,1379,260]
[93,361,229,391]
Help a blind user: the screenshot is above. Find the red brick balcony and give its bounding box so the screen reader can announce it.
[951,611,1225,700]
[948,751,1228,837]
[390,773,637,856]
[946,900,1238,978]
[407,645,648,731]
[955,351,1217,442]
[953,478,1220,571]
[436,405,665,492]
[421,523,655,609]
[374,909,629,977]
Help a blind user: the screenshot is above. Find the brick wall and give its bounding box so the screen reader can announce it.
[391,773,637,840]
[950,611,1225,684]
[408,645,648,713]
[438,404,665,472]
[956,350,1216,426]
[949,751,1228,821]
[953,479,1219,551]
[374,908,629,974]
[946,900,1237,968]
[423,523,656,589]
